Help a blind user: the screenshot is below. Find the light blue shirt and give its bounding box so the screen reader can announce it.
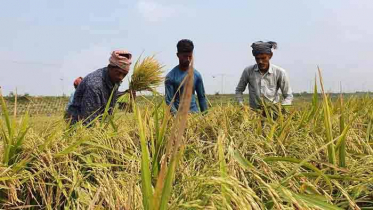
[66,91,75,111]
[165,66,208,114]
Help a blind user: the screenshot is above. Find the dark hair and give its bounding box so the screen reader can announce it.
[177,39,194,53]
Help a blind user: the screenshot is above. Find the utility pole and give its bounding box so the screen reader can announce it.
[60,78,64,96]
[212,74,228,94]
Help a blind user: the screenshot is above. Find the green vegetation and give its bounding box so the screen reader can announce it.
[1,78,373,209]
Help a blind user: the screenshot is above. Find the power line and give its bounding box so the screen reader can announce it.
[0,59,60,67]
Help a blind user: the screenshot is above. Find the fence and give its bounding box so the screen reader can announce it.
[1,96,69,116]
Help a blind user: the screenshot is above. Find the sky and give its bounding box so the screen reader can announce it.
[0,0,372,96]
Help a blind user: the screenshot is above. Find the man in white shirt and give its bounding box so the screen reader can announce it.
[235,41,293,113]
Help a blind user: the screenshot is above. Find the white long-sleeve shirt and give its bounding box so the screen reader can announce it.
[235,64,293,109]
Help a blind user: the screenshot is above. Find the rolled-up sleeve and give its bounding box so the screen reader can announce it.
[279,71,293,105]
[235,68,249,104]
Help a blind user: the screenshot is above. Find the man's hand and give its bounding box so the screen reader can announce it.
[129,90,136,100]
[124,89,137,100]
[239,102,250,112]
[281,105,292,114]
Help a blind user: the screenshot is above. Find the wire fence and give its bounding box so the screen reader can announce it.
[1,97,69,116]
[2,93,369,117]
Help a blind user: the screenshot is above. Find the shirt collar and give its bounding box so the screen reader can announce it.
[254,64,273,74]
[103,67,116,89]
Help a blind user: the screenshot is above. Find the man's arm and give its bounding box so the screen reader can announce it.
[235,68,249,105]
[165,76,177,114]
[279,71,293,106]
[66,92,75,111]
[196,74,208,112]
[80,86,103,125]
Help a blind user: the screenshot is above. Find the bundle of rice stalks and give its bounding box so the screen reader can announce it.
[129,55,165,92]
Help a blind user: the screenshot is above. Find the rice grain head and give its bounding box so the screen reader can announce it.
[129,55,165,93]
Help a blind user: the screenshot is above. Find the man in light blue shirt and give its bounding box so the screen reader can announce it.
[235,41,293,110]
[165,39,208,114]
[66,77,83,111]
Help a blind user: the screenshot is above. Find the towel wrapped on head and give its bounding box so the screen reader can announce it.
[251,41,277,56]
[109,50,132,70]
[73,77,83,88]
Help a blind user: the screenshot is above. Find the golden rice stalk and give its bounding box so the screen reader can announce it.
[129,55,165,92]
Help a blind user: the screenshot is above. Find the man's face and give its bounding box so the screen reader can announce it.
[108,65,129,84]
[177,52,193,69]
[255,53,272,71]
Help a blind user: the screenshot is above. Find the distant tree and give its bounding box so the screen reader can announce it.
[8,91,14,97]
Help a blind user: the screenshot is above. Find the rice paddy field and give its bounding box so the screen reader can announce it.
[1,87,373,209]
